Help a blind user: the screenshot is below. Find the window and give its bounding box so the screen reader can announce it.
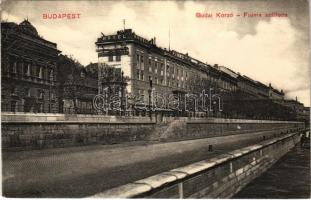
[108,55,113,62]
[148,58,151,65]
[12,62,17,73]
[38,90,44,99]
[25,64,31,76]
[167,65,170,77]
[141,55,144,63]
[26,88,31,97]
[137,54,140,62]
[116,55,121,61]
[49,70,54,81]
[141,71,144,81]
[51,92,55,100]
[39,67,43,78]
[137,70,140,80]
[160,64,164,75]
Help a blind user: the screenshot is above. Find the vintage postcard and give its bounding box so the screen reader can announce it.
[1,0,310,198]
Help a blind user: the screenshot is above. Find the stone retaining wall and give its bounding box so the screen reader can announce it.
[2,122,155,151]
[1,113,304,151]
[159,120,303,141]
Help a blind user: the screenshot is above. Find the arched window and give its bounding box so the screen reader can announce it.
[39,67,43,78]
[49,69,54,81]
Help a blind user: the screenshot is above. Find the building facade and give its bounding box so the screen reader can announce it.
[268,83,284,100]
[1,20,60,113]
[95,29,303,117]
[95,29,237,107]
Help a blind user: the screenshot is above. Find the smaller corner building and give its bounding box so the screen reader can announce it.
[1,19,61,113]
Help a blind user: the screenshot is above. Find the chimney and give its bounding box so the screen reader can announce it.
[296,96,298,101]
[154,37,156,45]
[269,83,272,88]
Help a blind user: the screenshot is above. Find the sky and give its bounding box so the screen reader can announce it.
[2,0,310,106]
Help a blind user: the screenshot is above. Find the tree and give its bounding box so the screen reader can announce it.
[98,64,129,114]
[57,54,84,113]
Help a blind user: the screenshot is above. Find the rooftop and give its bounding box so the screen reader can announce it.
[96,29,221,75]
[2,20,59,50]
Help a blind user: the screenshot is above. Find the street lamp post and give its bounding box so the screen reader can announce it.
[148,76,153,120]
[120,71,124,116]
[49,66,53,113]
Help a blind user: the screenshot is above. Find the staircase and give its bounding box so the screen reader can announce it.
[148,120,188,141]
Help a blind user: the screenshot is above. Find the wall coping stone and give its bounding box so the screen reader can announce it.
[135,173,177,189]
[91,183,152,198]
[1,113,303,124]
[1,121,156,124]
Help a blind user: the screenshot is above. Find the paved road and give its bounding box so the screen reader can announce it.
[3,130,276,197]
[234,144,310,198]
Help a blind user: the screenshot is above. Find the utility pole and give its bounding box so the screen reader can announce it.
[168,25,171,51]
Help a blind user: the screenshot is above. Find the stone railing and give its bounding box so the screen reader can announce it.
[90,131,301,198]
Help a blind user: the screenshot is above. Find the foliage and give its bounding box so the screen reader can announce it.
[57,54,84,113]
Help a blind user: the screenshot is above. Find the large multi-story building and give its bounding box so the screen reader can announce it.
[95,29,237,105]
[1,19,60,113]
[236,75,285,101]
[237,75,268,99]
[95,29,301,118]
[268,83,284,100]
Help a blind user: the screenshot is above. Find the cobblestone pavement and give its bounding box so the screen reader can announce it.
[3,131,274,197]
[234,144,310,198]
